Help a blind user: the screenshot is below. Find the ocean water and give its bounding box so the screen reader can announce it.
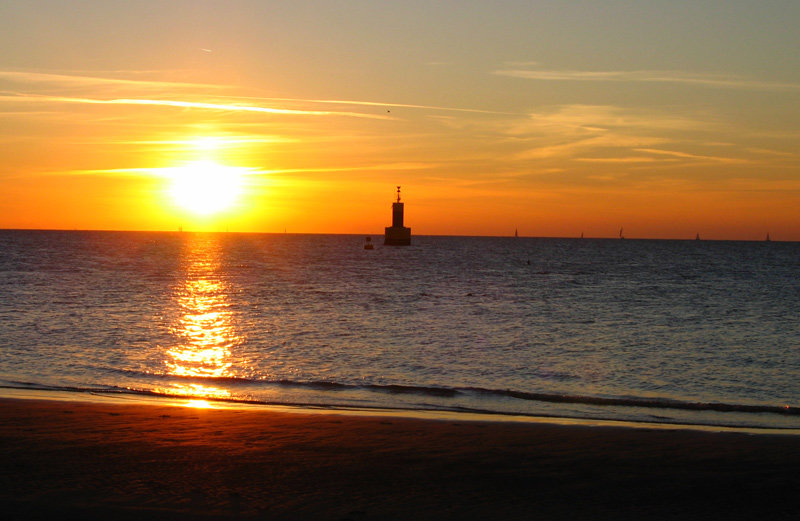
[1,230,799,429]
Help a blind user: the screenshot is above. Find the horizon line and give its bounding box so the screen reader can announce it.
[0,227,790,243]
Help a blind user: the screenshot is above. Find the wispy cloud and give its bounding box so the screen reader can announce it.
[512,135,667,161]
[31,167,169,179]
[33,162,432,179]
[501,105,691,161]
[494,68,800,92]
[2,70,505,120]
[502,60,541,68]
[492,104,757,171]
[111,136,298,146]
[506,105,711,136]
[574,157,663,164]
[232,95,515,115]
[635,148,751,165]
[80,97,391,119]
[256,162,433,176]
[744,147,798,158]
[0,70,221,91]
[0,93,392,120]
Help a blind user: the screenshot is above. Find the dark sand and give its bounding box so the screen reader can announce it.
[1,397,799,520]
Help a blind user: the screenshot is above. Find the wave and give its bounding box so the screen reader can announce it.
[101,368,464,397]
[6,372,798,417]
[461,387,799,417]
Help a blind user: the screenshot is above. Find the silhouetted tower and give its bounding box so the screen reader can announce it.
[384,186,411,245]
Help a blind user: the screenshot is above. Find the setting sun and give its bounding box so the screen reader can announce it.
[167,160,246,215]
[182,399,213,409]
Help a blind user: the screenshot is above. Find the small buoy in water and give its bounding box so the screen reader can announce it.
[364,236,374,250]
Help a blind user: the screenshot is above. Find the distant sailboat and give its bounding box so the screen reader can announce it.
[580,232,584,239]
[695,233,700,241]
[766,232,771,242]
[619,227,625,240]
[514,228,519,238]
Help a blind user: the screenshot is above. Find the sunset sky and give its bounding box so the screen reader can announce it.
[1,1,798,239]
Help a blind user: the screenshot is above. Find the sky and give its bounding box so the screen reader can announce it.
[1,0,798,239]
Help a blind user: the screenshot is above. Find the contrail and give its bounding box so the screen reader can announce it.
[10,94,392,120]
[229,95,517,115]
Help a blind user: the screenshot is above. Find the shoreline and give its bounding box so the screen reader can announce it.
[2,395,800,520]
[3,386,798,436]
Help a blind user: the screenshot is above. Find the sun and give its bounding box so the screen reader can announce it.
[167,160,246,215]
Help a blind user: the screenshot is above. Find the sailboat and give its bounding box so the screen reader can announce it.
[514,228,519,238]
[695,233,700,241]
[766,232,771,242]
[619,227,625,240]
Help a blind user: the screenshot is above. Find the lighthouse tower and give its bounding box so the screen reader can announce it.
[384,186,411,245]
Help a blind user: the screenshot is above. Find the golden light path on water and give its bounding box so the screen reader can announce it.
[162,235,242,403]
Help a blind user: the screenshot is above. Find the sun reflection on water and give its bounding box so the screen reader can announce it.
[162,235,242,400]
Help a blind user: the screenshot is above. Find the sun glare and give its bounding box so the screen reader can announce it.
[183,399,214,409]
[191,136,223,151]
[167,160,246,215]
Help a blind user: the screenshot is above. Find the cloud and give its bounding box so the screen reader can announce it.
[512,134,667,161]
[232,95,515,115]
[33,167,169,179]
[506,105,710,137]
[502,60,541,68]
[1,68,511,120]
[83,97,391,119]
[635,148,751,164]
[111,136,298,146]
[491,104,760,172]
[0,70,220,91]
[33,162,433,180]
[0,93,392,120]
[574,157,663,164]
[1,69,518,125]
[744,147,797,158]
[256,162,433,176]
[501,105,688,161]
[494,68,800,92]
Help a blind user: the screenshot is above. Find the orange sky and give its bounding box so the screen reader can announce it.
[1,1,799,240]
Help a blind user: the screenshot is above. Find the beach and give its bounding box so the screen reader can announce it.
[1,397,798,520]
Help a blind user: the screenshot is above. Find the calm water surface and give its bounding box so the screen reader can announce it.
[1,230,799,429]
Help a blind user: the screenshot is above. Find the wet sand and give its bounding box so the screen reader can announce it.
[1,397,799,520]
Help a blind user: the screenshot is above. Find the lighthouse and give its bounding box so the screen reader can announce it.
[384,186,411,245]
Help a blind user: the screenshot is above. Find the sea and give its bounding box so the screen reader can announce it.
[1,230,799,431]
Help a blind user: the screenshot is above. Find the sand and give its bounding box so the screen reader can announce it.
[1,397,799,520]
